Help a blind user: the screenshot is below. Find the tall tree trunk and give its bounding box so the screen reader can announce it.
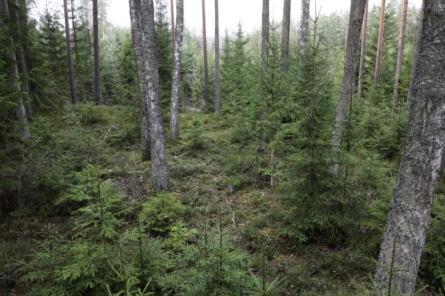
[357,0,368,99]
[64,0,77,104]
[259,0,269,150]
[331,0,367,157]
[92,0,101,104]
[214,0,221,113]
[299,0,310,48]
[170,0,183,139]
[392,0,408,108]
[129,0,169,191]
[373,0,386,88]
[71,0,84,101]
[129,0,150,160]
[0,0,31,141]
[373,2,445,294]
[281,0,291,71]
[13,0,32,117]
[170,0,175,53]
[201,0,209,112]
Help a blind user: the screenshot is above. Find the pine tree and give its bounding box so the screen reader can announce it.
[155,0,173,110]
[278,28,350,243]
[35,11,69,108]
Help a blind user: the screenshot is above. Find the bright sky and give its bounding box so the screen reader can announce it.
[32,0,422,36]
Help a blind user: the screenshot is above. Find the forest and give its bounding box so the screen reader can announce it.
[0,0,444,295]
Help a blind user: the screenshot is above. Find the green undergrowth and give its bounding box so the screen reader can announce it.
[0,104,442,295]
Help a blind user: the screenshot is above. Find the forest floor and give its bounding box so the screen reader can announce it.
[0,104,400,295]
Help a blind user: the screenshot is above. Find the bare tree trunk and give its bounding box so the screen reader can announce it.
[357,0,368,99]
[170,0,175,53]
[129,0,150,160]
[92,0,101,104]
[170,0,183,139]
[373,2,445,294]
[201,0,209,112]
[214,0,221,113]
[373,0,386,88]
[331,0,367,157]
[71,0,84,102]
[407,1,424,102]
[281,0,291,71]
[299,0,310,48]
[0,0,31,141]
[64,0,77,104]
[129,0,169,191]
[392,0,408,108]
[13,0,32,117]
[259,0,269,150]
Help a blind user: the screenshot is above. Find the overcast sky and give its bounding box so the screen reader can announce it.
[32,0,422,36]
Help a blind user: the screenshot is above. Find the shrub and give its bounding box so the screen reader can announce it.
[140,193,185,236]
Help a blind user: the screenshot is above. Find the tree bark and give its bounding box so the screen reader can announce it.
[299,0,310,48]
[373,2,445,294]
[130,0,151,160]
[0,0,31,141]
[373,0,386,88]
[129,0,169,191]
[392,0,408,108]
[357,0,368,99]
[201,0,209,112]
[170,0,183,139]
[64,0,77,104]
[281,0,291,71]
[259,0,269,150]
[331,0,367,156]
[13,0,32,116]
[92,0,101,104]
[214,0,221,113]
[71,0,84,101]
[170,0,175,53]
